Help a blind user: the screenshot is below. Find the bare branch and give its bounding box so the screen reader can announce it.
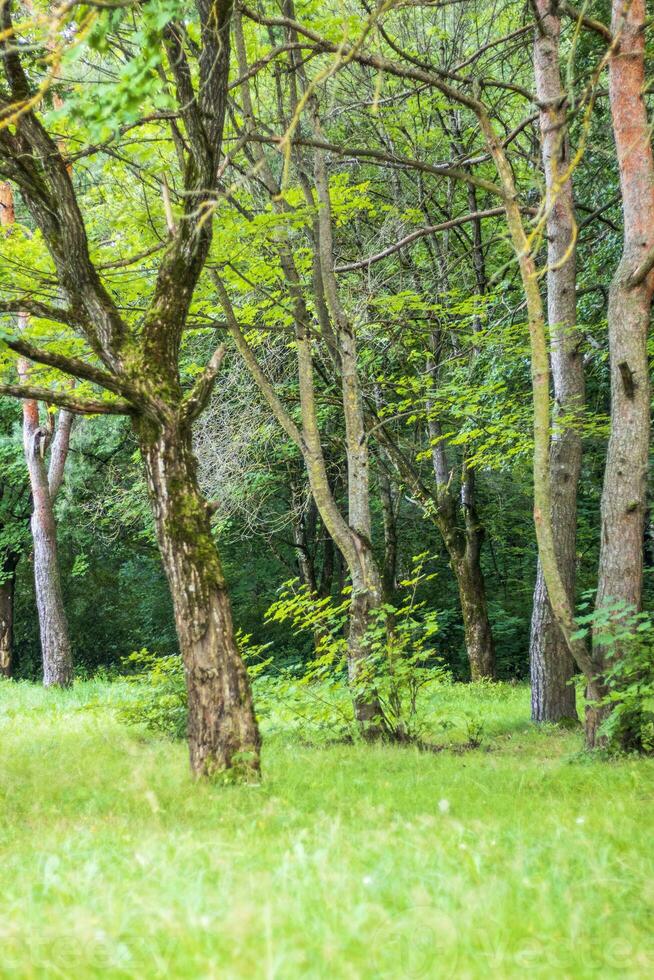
[212,272,304,450]
[560,2,612,42]
[335,207,536,272]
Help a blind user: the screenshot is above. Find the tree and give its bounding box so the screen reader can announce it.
[0,1,259,777]
[1,178,74,686]
[588,0,654,744]
[529,0,582,723]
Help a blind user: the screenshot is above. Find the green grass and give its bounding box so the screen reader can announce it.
[1,679,653,978]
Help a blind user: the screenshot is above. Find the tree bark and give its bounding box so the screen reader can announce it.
[20,386,73,687]
[0,557,16,678]
[427,381,495,680]
[589,0,654,745]
[529,0,581,724]
[455,468,495,681]
[137,417,261,778]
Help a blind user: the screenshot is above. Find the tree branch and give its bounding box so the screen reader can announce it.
[560,2,612,42]
[0,383,134,416]
[212,272,304,450]
[628,243,654,287]
[335,207,536,272]
[181,343,227,422]
[1,335,137,400]
[0,299,81,324]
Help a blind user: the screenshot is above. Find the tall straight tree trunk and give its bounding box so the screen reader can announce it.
[0,557,17,677]
[588,0,654,745]
[529,0,582,724]
[137,417,261,777]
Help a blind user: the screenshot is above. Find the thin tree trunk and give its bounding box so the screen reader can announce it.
[0,558,16,678]
[20,380,73,687]
[291,480,319,594]
[137,418,261,778]
[427,381,495,680]
[1,179,74,686]
[529,0,581,724]
[378,460,398,603]
[589,0,654,745]
[228,16,386,733]
[458,467,495,680]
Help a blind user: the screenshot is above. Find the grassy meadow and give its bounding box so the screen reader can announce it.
[0,679,653,978]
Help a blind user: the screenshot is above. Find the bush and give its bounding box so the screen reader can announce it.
[118,634,272,740]
[574,600,654,753]
[265,553,451,743]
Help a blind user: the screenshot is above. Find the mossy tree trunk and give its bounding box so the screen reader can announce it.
[137,416,260,778]
[529,0,582,725]
[0,1,261,777]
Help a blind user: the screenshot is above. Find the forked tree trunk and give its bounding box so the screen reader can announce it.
[137,418,261,778]
[0,558,16,677]
[428,410,495,680]
[21,390,73,687]
[2,182,73,686]
[529,0,581,724]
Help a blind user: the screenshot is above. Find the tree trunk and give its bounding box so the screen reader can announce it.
[348,549,385,735]
[530,566,577,722]
[453,529,495,680]
[137,418,261,778]
[529,0,581,724]
[589,0,654,747]
[0,559,16,678]
[427,404,496,680]
[20,389,73,687]
[378,462,398,603]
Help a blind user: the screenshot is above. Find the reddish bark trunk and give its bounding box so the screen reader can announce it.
[20,385,73,687]
[597,0,654,613]
[589,0,654,746]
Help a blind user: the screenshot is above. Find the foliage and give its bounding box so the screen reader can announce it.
[574,600,654,753]
[118,632,273,740]
[266,554,450,742]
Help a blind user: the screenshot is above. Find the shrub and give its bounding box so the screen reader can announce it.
[266,553,451,742]
[574,600,654,753]
[118,634,272,740]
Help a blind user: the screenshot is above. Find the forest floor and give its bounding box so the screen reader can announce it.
[0,680,653,979]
